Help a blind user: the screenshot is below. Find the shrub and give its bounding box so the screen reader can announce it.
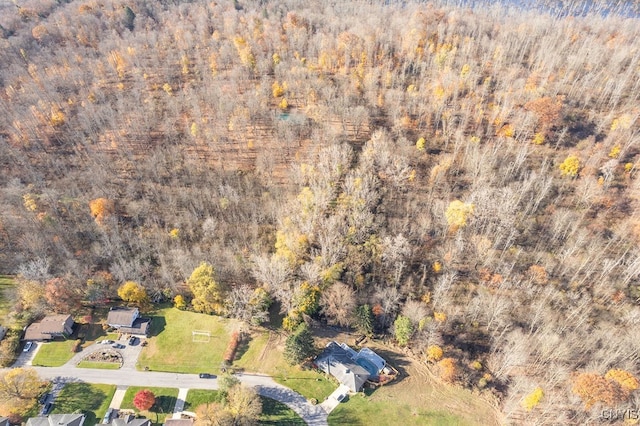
[71,339,82,353]
[223,331,241,364]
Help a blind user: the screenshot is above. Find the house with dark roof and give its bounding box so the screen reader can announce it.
[26,414,85,426]
[112,415,151,426]
[23,315,74,341]
[107,307,151,336]
[315,341,387,392]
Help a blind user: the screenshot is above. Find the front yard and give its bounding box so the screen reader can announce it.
[185,389,305,425]
[120,386,178,425]
[52,383,116,425]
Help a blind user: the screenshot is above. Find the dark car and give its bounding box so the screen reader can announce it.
[199,373,215,379]
[128,336,137,345]
[112,343,125,349]
[39,393,51,404]
[42,402,53,415]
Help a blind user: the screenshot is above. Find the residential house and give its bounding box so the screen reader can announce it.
[106,307,151,336]
[23,315,74,341]
[26,414,85,426]
[112,415,151,426]
[314,341,388,392]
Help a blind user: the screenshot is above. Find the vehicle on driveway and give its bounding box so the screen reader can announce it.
[23,341,34,352]
[128,336,137,345]
[335,393,347,402]
[112,343,125,349]
[199,373,215,378]
[42,402,53,415]
[39,393,51,404]
[100,340,115,345]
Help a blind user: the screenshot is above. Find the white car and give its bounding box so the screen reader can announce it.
[23,341,34,352]
[100,340,115,345]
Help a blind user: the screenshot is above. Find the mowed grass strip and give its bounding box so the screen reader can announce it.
[138,307,240,373]
[185,389,305,425]
[32,340,78,367]
[77,360,121,370]
[52,382,116,425]
[120,386,178,425]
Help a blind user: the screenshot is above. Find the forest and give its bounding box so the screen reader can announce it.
[0,0,639,423]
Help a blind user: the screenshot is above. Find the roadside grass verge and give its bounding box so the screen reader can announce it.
[120,386,178,425]
[77,360,121,369]
[184,389,304,425]
[138,307,241,373]
[52,382,116,425]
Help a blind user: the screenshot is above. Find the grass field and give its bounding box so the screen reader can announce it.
[77,360,121,369]
[120,386,178,425]
[32,339,78,367]
[138,307,241,373]
[52,383,116,425]
[0,275,15,322]
[184,389,304,425]
[328,392,469,426]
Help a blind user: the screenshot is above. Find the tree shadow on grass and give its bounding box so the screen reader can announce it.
[258,396,306,425]
[154,395,177,415]
[148,316,166,337]
[53,382,105,424]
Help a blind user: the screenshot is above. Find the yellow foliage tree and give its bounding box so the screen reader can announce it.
[445,200,475,230]
[438,358,457,383]
[559,155,581,177]
[416,137,426,151]
[89,198,115,225]
[605,369,639,394]
[521,387,544,411]
[187,262,226,315]
[0,368,45,418]
[426,345,444,362]
[117,281,148,305]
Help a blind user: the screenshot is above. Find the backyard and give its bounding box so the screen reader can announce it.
[52,383,116,425]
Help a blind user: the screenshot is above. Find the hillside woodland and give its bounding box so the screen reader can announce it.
[1,0,640,423]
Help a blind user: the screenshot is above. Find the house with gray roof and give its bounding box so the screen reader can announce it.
[26,414,85,426]
[112,415,151,426]
[107,307,151,336]
[315,341,387,392]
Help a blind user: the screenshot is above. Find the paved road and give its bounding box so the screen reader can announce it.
[31,367,328,425]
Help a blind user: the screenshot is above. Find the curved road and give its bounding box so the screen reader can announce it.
[30,367,328,425]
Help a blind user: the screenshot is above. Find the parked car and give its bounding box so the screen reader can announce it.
[102,408,115,424]
[23,341,33,352]
[42,402,53,415]
[100,340,115,345]
[112,343,125,349]
[38,393,51,404]
[199,373,215,379]
[128,336,137,345]
[335,393,347,402]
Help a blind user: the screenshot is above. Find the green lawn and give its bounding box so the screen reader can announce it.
[120,386,178,425]
[0,275,16,322]
[259,396,306,425]
[32,339,78,367]
[184,389,304,425]
[138,307,241,373]
[52,383,116,425]
[328,392,470,426]
[77,360,121,369]
[184,389,224,410]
